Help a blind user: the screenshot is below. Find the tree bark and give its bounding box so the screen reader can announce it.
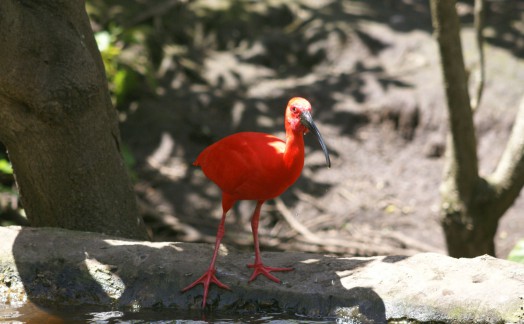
[431,0,524,257]
[0,0,148,240]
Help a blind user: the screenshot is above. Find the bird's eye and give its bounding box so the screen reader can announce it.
[291,106,297,113]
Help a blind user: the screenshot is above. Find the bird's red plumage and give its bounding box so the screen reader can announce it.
[194,131,304,201]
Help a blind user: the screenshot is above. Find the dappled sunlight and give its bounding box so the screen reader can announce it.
[146,132,188,181]
[102,239,184,252]
[300,258,320,264]
[0,0,524,321]
[85,0,524,260]
[218,243,229,256]
[83,252,125,300]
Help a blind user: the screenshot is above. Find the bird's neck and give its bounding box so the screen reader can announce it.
[283,130,305,171]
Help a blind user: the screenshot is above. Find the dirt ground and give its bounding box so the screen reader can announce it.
[119,0,524,258]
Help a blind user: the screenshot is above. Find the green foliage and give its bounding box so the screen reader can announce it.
[0,159,12,175]
[0,153,15,199]
[93,26,153,108]
[0,155,22,226]
[508,240,524,263]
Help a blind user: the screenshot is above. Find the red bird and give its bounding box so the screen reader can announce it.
[182,97,331,306]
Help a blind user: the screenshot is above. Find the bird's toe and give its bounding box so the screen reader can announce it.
[247,263,293,283]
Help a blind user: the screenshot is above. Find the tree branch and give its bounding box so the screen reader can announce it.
[489,96,524,216]
[430,0,479,203]
[471,0,485,112]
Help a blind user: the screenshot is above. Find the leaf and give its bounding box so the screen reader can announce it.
[508,240,524,263]
[0,159,13,174]
[114,68,138,106]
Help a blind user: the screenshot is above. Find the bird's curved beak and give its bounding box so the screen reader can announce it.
[300,111,331,168]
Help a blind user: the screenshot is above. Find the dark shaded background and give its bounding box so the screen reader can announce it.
[2,0,524,257]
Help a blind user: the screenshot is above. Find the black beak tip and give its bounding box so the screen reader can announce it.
[300,111,331,169]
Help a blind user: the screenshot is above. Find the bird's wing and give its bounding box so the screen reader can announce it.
[195,132,285,198]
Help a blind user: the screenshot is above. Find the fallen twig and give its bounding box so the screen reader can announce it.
[274,197,431,256]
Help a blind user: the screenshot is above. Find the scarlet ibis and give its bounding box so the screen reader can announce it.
[182,97,331,306]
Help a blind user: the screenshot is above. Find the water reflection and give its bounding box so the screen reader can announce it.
[4,302,340,323]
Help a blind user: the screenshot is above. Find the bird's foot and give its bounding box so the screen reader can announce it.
[247,262,293,283]
[181,268,231,307]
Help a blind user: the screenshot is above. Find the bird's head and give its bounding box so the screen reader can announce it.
[286,97,312,133]
[285,97,331,168]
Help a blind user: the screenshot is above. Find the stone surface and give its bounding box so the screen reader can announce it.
[1,226,524,323]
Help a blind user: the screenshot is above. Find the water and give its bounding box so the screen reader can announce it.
[0,302,340,323]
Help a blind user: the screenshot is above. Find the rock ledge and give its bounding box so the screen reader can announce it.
[1,226,523,323]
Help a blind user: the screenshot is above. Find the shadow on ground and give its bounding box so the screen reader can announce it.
[8,227,388,321]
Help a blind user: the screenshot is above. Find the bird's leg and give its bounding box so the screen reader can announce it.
[247,200,293,283]
[181,210,231,307]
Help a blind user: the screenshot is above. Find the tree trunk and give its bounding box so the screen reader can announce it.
[441,184,499,257]
[0,0,148,240]
[431,0,524,257]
